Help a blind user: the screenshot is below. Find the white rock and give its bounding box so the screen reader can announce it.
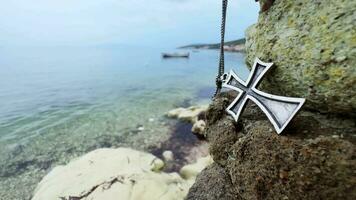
[167,105,208,124]
[32,148,190,200]
[167,108,185,118]
[162,150,174,162]
[180,155,213,180]
[191,120,206,135]
[137,126,145,131]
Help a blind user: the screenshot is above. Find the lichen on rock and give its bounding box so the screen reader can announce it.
[245,0,356,114]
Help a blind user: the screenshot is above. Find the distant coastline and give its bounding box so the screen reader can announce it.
[179,38,246,53]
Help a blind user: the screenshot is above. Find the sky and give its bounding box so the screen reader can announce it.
[0,0,259,48]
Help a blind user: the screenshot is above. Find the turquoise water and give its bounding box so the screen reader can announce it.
[0,45,248,199]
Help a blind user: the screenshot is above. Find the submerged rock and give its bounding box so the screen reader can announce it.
[187,92,356,200]
[167,105,208,138]
[167,105,208,124]
[245,0,356,114]
[32,148,212,200]
[162,150,174,162]
[180,155,213,181]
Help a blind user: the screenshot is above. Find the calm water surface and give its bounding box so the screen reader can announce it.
[0,46,248,143]
[0,45,248,199]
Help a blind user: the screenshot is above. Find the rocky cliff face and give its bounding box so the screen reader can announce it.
[245,0,356,114]
[187,0,356,199]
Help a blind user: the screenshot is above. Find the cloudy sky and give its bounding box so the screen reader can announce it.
[0,0,259,47]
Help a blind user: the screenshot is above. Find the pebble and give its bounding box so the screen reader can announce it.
[162,150,174,162]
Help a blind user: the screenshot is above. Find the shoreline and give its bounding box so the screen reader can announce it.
[149,120,208,173]
[183,44,246,53]
[30,105,211,199]
[0,87,213,200]
[180,38,246,53]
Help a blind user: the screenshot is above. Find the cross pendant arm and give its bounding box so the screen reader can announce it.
[222,58,305,134]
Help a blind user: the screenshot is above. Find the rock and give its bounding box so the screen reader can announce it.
[186,163,239,200]
[256,0,275,12]
[180,155,213,180]
[162,150,174,162]
[183,142,210,166]
[188,93,356,200]
[191,120,206,136]
[167,105,208,123]
[245,0,356,115]
[31,148,191,200]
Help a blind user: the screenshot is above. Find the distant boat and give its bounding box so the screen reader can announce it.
[162,52,190,58]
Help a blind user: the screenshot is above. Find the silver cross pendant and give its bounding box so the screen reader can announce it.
[221,58,305,134]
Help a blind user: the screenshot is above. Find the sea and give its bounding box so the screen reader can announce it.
[0,45,249,199]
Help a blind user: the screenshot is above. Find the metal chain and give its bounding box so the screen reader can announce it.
[214,0,228,97]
